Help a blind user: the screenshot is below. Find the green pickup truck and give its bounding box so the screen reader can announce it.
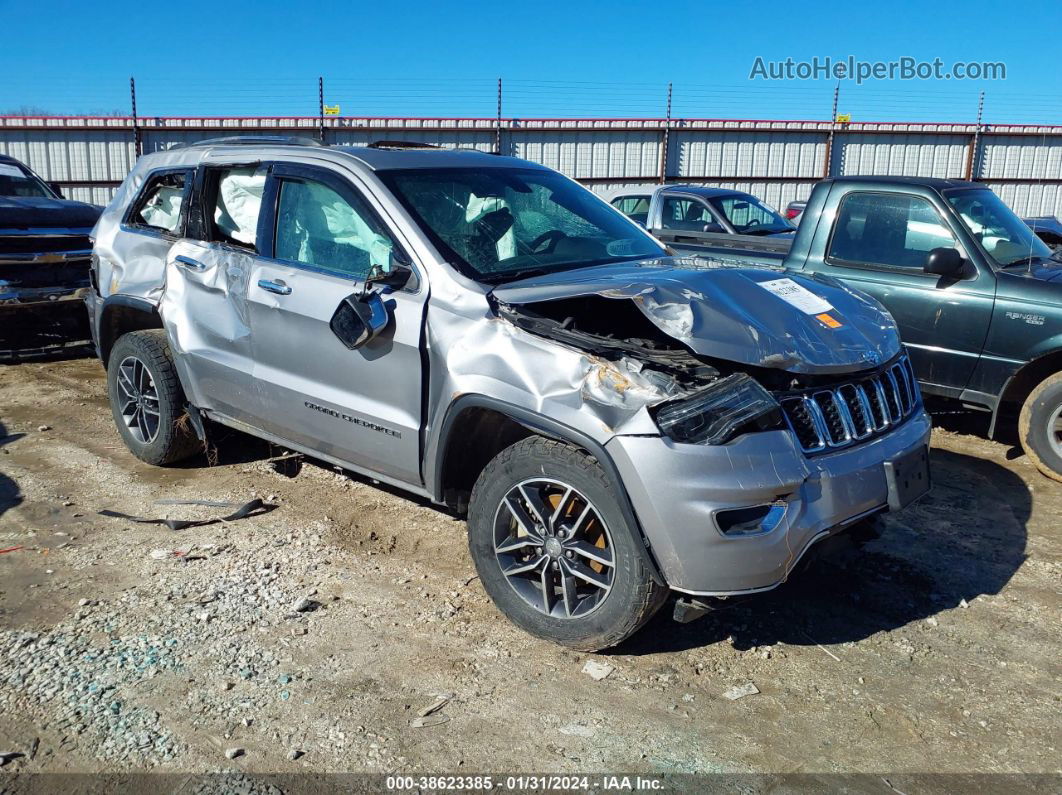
[616,177,1062,481]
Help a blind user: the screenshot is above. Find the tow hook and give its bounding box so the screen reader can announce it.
[672,595,743,624]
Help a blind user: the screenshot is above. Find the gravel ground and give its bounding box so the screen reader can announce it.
[0,355,1060,782]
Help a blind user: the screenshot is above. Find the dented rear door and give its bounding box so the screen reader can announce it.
[161,237,259,423]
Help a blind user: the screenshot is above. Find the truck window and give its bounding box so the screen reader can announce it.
[827,192,956,270]
[128,171,189,235]
[946,188,1052,266]
[709,195,793,235]
[274,177,397,279]
[0,161,53,198]
[209,166,267,250]
[661,197,716,232]
[611,195,651,226]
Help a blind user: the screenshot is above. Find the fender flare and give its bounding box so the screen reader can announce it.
[97,294,163,366]
[433,394,666,586]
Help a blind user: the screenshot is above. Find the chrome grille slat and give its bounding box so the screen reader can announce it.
[777,355,921,455]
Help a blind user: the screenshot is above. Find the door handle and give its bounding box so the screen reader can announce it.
[175,255,208,271]
[258,278,292,296]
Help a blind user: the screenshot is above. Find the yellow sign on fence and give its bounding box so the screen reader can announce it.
[323,105,341,116]
[836,113,852,123]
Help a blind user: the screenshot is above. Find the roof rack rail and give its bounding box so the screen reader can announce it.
[366,140,440,149]
[186,135,325,148]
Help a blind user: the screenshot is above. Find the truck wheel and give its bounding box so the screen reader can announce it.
[467,436,666,651]
[107,330,201,466]
[1018,372,1062,483]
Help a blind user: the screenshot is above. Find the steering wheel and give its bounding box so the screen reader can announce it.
[528,229,567,254]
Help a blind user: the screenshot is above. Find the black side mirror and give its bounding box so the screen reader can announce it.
[330,292,390,350]
[703,222,724,234]
[924,247,964,277]
[48,181,64,198]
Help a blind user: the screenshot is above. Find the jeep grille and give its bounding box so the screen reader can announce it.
[777,355,920,454]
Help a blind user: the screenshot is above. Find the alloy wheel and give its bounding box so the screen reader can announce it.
[492,478,615,619]
[116,355,161,444]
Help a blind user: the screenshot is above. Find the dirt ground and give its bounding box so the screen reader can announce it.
[0,352,1059,785]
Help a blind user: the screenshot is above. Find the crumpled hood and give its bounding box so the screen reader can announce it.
[492,257,901,375]
[0,195,102,230]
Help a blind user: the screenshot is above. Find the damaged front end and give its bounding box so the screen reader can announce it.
[487,257,930,595]
[492,257,905,449]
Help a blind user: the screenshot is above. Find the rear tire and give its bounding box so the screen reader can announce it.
[107,330,201,466]
[467,436,666,651]
[1018,371,1062,483]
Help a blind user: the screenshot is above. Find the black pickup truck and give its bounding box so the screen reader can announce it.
[1,154,101,357]
[628,177,1062,482]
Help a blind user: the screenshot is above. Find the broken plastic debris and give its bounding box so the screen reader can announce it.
[581,660,615,681]
[410,714,450,729]
[98,498,272,531]
[722,682,760,700]
[416,694,452,718]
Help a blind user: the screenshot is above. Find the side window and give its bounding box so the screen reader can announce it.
[714,197,774,229]
[210,166,267,249]
[660,197,714,231]
[611,195,651,226]
[128,170,189,235]
[828,192,957,270]
[274,177,398,279]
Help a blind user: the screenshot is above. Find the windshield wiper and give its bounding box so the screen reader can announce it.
[1001,254,1048,268]
[478,267,553,285]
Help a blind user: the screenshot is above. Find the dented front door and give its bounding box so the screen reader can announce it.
[242,162,426,485]
[161,238,258,423]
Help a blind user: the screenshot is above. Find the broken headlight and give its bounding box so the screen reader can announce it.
[653,374,784,445]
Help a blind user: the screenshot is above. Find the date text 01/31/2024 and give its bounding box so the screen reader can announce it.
[385,775,664,791]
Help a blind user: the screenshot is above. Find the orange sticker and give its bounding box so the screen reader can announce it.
[816,313,843,329]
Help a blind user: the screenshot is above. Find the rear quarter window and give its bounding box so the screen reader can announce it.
[126,170,191,235]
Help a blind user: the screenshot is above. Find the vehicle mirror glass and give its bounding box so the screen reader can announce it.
[703,222,724,234]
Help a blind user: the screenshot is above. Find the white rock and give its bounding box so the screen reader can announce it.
[581,660,615,681]
[722,682,760,701]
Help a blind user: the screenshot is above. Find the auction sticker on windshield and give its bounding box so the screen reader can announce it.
[759,277,833,314]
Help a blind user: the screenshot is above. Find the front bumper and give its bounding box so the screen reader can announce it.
[0,249,93,309]
[606,410,932,595]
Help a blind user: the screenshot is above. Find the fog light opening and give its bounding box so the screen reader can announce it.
[715,503,787,537]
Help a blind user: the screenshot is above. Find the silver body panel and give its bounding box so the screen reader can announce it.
[90,143,931,596]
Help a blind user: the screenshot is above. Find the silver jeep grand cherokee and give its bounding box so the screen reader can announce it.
[87,137,931,650]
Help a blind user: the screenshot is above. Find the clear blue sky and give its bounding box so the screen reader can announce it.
[2,0,1060,124]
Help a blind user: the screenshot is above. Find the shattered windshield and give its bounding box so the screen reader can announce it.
[946,188,1052,266]
[0,162,53,198]
[378,167,666,283]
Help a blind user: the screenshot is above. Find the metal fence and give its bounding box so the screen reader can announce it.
[3,112,1062,217]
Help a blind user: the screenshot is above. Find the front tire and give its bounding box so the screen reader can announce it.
[467,436,666,651]
[1018,371,1062,483]
[107,330,201,466]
